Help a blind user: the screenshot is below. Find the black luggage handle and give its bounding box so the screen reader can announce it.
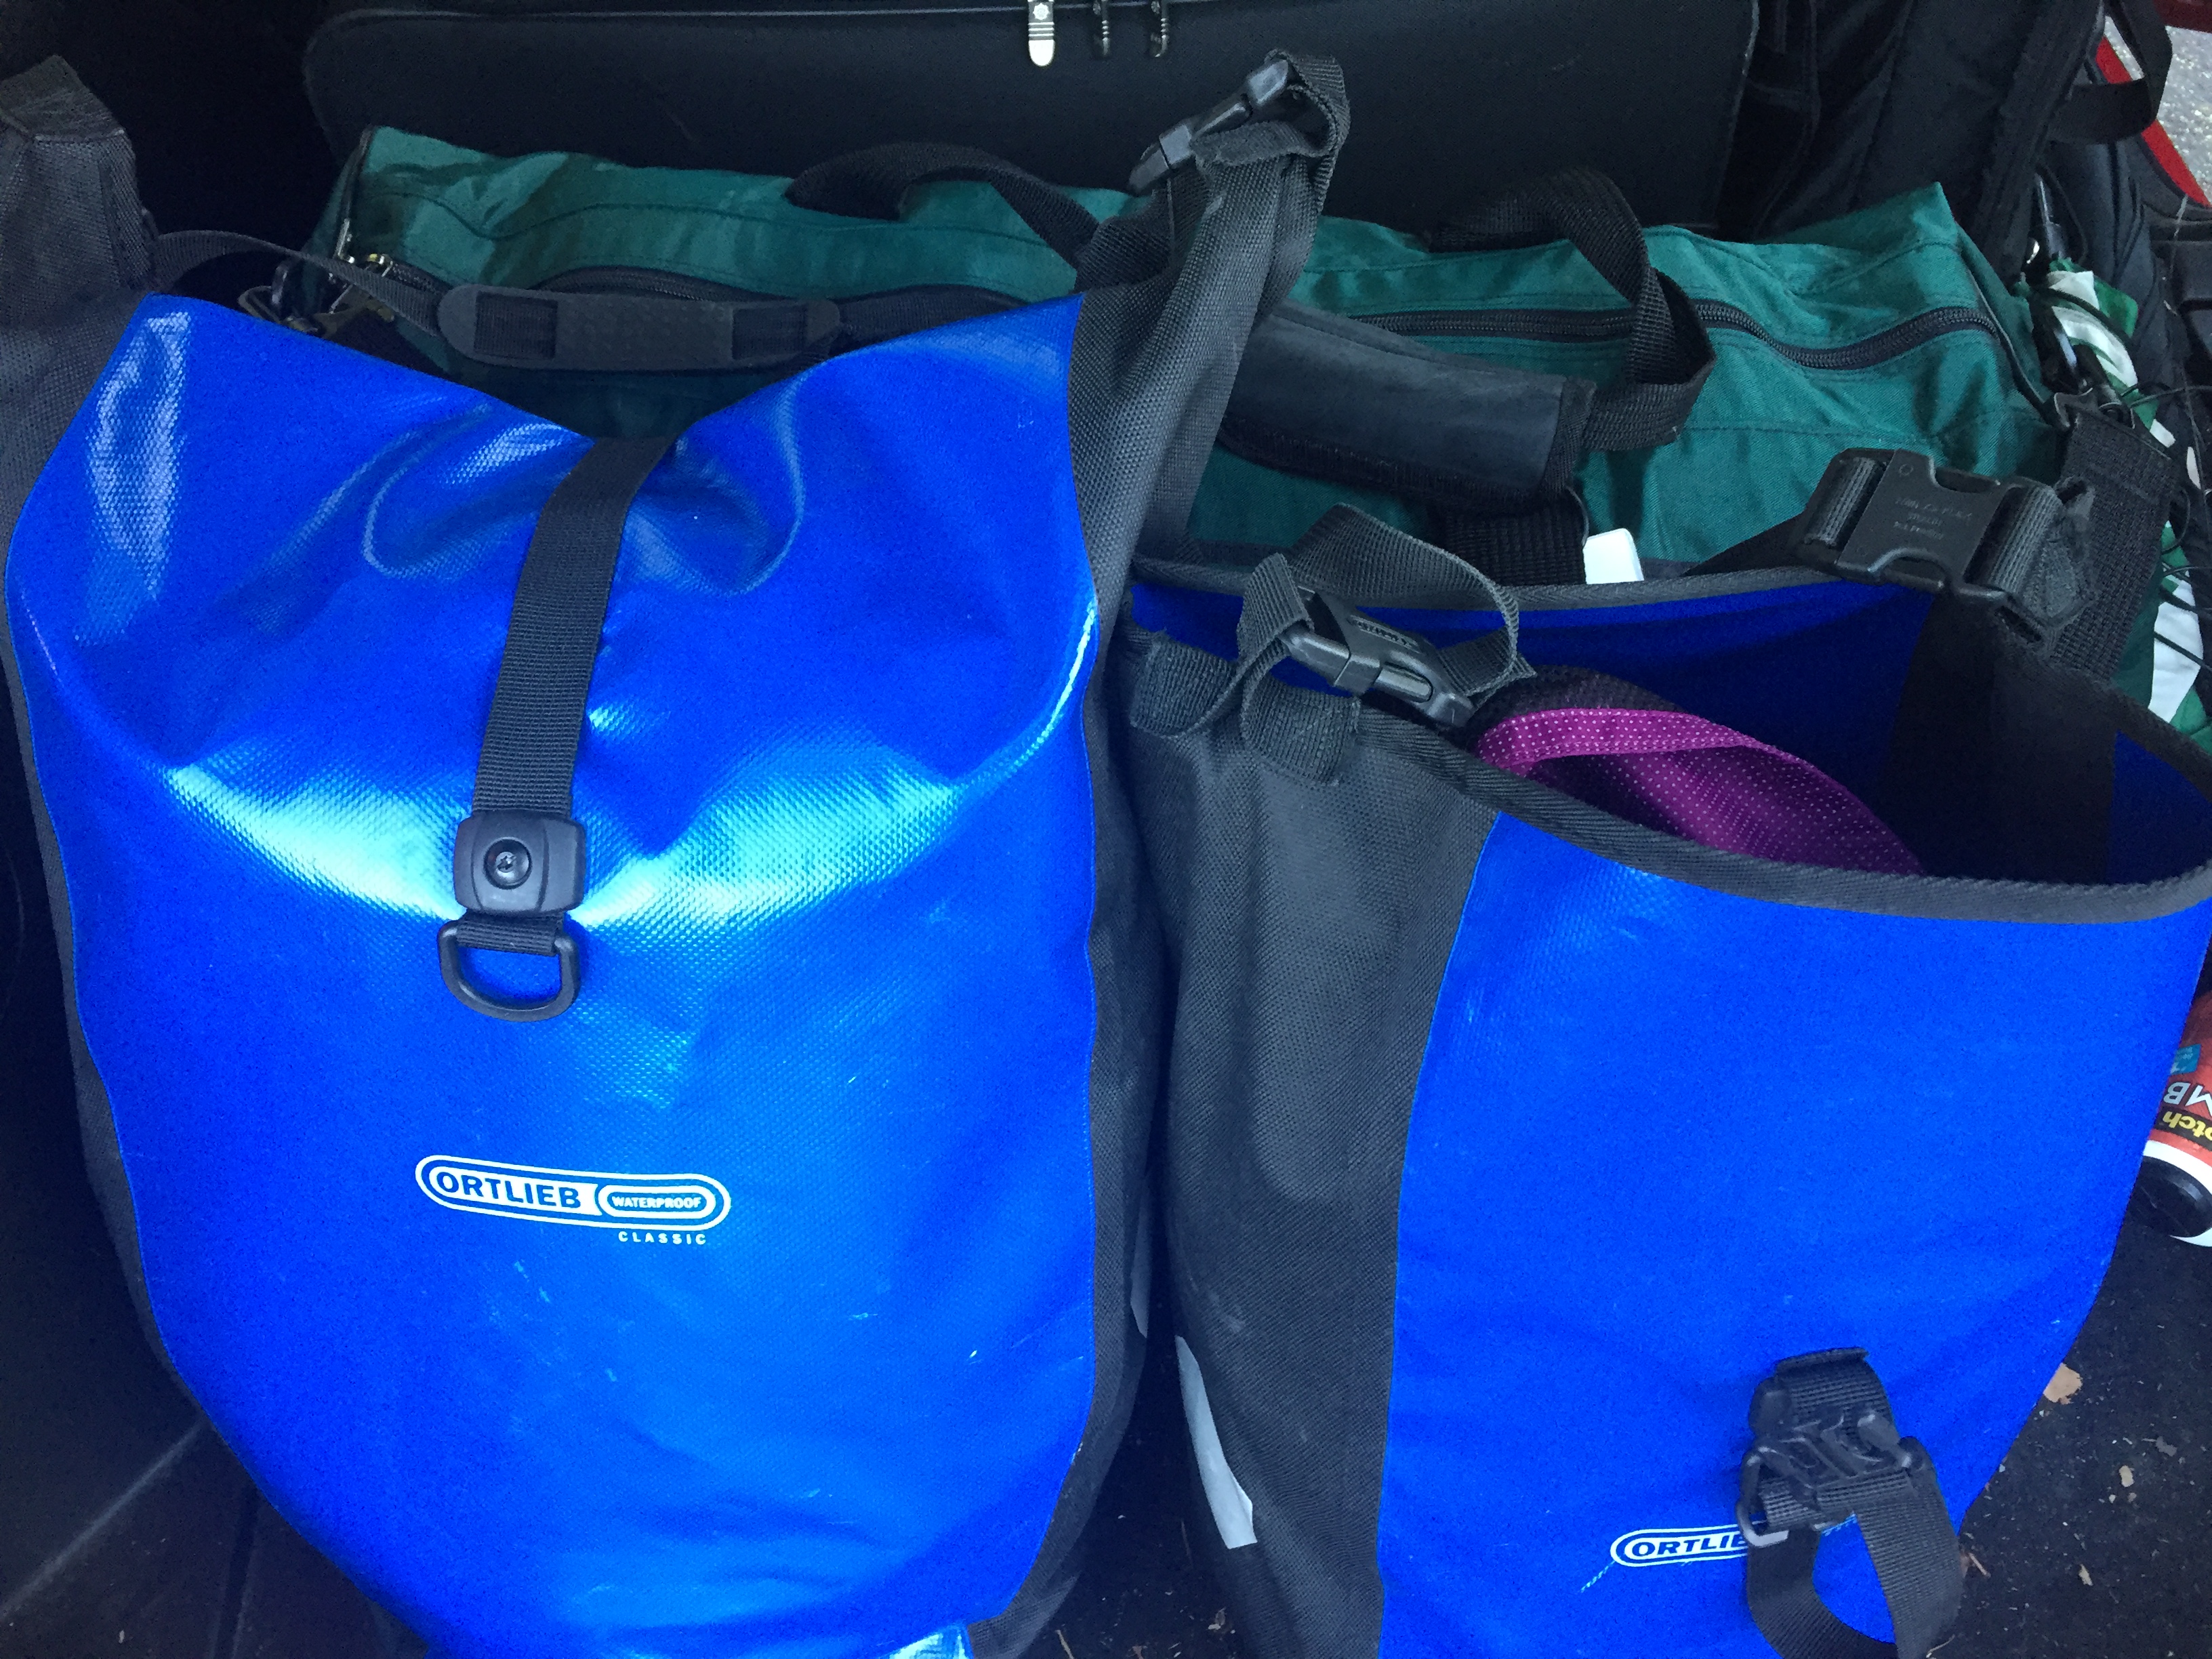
[785,142,1102,266]
[1432,167,1714,453]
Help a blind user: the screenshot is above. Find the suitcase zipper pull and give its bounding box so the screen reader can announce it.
[1090,0,1112,57]
[1147,0,1170,58]
[1027,0,1056,65]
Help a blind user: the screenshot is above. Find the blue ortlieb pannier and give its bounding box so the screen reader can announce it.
[1118,459,2212,1658]
[0,52,1345,1659]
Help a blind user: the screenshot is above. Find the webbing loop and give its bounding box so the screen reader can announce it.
[438,436,672,1021]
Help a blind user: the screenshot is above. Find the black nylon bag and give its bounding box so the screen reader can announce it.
[300,0,1758,236]
[1722,0,2173,279]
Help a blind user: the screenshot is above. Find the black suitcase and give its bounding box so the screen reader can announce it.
[300,0,1759,234]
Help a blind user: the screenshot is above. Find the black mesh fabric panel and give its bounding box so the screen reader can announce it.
[1114,624,1501,1659]
[974,58,1348,1653]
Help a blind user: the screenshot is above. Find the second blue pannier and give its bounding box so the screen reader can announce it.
[1119,459,2212,1659]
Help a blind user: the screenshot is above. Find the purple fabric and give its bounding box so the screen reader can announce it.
[1475,705,1923,874]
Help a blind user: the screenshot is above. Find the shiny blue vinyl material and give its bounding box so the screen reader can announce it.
[0,52,1350,1659]
[5,293,1107,1658]
[1378,813,2212,1657]
[1120,542,2212,1659]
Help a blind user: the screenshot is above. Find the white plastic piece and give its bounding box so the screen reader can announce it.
[1581,527,1644,584]
[1027,0,1056,64]
[2153,573,2201,724]
[1176,1336,1257,1547]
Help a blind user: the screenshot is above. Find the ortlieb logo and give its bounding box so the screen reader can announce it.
[415,1157,731,1232]
[1609,1525,1748,1568]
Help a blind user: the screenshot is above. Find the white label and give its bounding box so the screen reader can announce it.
[415,1156,731,1231]
[1609,1525,1748,1568]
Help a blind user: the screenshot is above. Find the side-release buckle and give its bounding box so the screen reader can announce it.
[1283,587,1477,731]
[1790,449,2092,640]
[1128,58,1317,192]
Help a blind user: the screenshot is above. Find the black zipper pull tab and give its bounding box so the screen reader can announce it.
[1147,0,1170,58]
[1090,0,1112,57]
[1027,0,1055,66]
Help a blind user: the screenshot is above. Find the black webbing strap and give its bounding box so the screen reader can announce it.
[159,229,1013,376]
[784,142,1102,266]
[1437,498,1587,586]
[1432,167,1714,453]
[2049,405,2184,680]
[1691,445,2151,884]
[1738,1351,1960,1659]
[157,228,445,331]
[2048,0,2172,146]
[1156,508,1531,749]
[436,436,671,1021]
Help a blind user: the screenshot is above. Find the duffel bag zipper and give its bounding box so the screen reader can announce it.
[1027,0,1169,66]
[1361,300,2006,372]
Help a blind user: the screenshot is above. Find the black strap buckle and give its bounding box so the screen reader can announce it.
[439,811,588,1022]
[1790,449,2091,639]
[1735,1350,1925,1549]
[1282,586,1477,731]
[1128,58,1315,192]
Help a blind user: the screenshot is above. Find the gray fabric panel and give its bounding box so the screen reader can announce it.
[0,59,166,1378]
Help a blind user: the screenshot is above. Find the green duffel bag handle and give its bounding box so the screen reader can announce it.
[268,138,1717,587]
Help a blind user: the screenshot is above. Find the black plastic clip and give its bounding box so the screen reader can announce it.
[1788,449,2091,639]
[239,251,397,342]
[1128,58,1313,192]
[1735,1351,1926,1549]
[438,812,588,1021]
[1282,587,1477,730]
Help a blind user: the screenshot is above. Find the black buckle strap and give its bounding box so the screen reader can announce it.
[438,436,672,1022]
[1283,586,1481,730]
[1784,449,2094,642]
[1127,57,1324,193]
[1738,1350,1961,1659]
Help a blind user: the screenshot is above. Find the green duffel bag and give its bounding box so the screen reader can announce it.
[255,121,2175,701]
[279,127,2061,566]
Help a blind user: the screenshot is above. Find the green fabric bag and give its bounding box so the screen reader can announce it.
[302,127,2062,569]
